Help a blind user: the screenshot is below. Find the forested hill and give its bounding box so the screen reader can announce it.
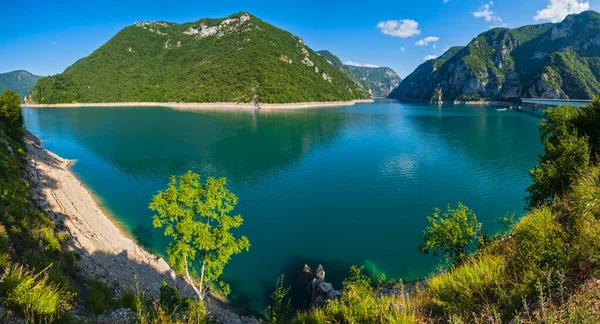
[317,50,402,97]
[28,13,369,104]
[0,70,41,100]
[389,10,600,102]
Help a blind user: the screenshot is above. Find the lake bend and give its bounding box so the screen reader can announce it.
[23,101,543,312]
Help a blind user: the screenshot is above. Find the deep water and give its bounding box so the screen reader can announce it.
[23,101,543,312]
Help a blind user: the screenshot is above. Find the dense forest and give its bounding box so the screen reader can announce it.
[27,13,369,104]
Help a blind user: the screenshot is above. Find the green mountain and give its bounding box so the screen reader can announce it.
[0,70,41,101]
[317,50,402,97]
[389,10,600,102]
[28,13,369,104]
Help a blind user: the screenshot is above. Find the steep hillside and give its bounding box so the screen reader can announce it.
[28,13,369,104]
[317,50,402,97]
[0,70,41,100]
[389,10,600,101]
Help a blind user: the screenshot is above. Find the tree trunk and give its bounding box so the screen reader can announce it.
[184,257,202,300]
[199,262,206,300]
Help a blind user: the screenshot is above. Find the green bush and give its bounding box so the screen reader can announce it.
[0,263,73,322]
[418,203,481,265]
[87,279,114,315]
[512,207,568,281]
[265,275,292,324]
[294,266,418,324]
[427,254,506,314]
[0,90,22,127]
[159,281,190,315]
[121,291,144,313]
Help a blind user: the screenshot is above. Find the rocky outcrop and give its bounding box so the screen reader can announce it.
[307,265,342,309]
[316,50,401,97]
[388,10,600,101]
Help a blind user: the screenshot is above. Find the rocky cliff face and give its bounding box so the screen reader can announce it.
[317,50,402,97]
[389,10,600,101]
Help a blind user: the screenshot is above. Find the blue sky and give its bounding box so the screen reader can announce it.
[2,0,600,78]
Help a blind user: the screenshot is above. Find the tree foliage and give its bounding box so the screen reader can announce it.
[149,171,250,300]
[418,203,481,265]
[0,90,22,127]
[527,97,600,207]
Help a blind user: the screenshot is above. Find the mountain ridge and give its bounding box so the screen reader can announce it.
[0,70,41,100]
[388,10,600,102]
[28,13,369,104]
[316,50,402,97]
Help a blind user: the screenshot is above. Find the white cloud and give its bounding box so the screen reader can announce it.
[444,0,450,2]
[415,36,440,46]
[424,55,438,61]
[473,1,502,22]
[534,0,590,22]
[400,47,406,52]
[344,61,380,68]
[377,19,421,38]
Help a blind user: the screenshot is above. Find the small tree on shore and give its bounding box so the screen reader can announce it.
[149,171,250,300]
[418,203,481,265]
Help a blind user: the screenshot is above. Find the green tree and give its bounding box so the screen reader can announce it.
[149,171,250,300]
[0,90,22,127]
[526,98,600,207]
[418,203,481,265]
[265,275,292,324]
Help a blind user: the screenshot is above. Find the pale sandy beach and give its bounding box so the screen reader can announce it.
[24,131,257,323]
[24,99,374,110]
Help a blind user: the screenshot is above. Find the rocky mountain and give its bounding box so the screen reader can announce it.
[0,70,41,100]
[389,10,600,102]
[317,50,401,97]
[28,13,369,104]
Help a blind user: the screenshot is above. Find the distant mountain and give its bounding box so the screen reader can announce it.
[389,10,600,102]
[317,50,402,97]
[28,13,369,104]
[0,70,41,100]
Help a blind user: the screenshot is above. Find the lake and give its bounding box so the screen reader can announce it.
[23,101,543,312]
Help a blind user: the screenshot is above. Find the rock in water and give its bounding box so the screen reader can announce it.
[307,264,341,309]
[302,264,311,274]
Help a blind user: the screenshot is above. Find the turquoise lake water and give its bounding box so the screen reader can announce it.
[23,101,543,312]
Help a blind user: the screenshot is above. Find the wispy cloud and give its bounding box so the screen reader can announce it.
[534,0,590,22]
[415,36,440,46]
[377,19,421,38]
[400,47,406,52]
[473,1,502,22]
[424,55,438,61]
[345,61,380,68]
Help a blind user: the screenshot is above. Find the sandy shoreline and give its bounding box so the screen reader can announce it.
[24,131,257,323]
[24,99,374,110]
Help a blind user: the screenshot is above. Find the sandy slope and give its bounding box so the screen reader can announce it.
[24,131,257,323]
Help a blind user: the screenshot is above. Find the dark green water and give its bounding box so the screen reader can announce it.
[23,102,542,311]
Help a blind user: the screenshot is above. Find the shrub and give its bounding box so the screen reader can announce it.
[122,291,144,313]
[159,281,190,315]
[427,254,506,314]
[418,203,481,265]
[0,263,73,322]
[512,207,568,282]
[294,266,419,323]
[0,90,22,127]
[87,279,114,315]
[265,275,292,324]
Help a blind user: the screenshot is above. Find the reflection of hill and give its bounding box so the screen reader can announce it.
[29,107,348,186]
